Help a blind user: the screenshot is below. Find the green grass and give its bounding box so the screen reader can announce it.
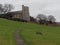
[0,18,60,45]
[0,18,25,45]
[19,23,60,45]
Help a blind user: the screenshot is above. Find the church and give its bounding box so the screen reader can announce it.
[0,5,30,22]
[11,5,30,22]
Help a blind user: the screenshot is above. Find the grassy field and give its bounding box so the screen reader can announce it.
[0,18,25,45]
[0,18,60,45]
[19,22,60,45]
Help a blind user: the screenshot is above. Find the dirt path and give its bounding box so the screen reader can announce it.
[14,30,27,45]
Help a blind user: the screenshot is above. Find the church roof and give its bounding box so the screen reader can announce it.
[7,11,22,15]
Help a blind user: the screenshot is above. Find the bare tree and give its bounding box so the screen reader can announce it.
[48,15,56,23]
[0,4,14,14]
[37,14,48,21]
[0,4,3,14]
[3,4,14,13]
[37,14,48,25]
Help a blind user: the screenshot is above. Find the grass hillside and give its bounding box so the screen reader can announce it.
[0,18,60,45]
[0,18,26,45]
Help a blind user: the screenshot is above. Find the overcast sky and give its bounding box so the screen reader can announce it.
[0,0,60,22]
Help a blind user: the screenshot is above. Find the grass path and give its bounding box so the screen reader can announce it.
[14,30,26,45]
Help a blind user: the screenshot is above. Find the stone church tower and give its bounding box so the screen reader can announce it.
[12,5,30,22]
[22,5,30,22]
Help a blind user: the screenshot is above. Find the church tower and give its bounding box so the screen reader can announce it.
[22,5,30,22]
